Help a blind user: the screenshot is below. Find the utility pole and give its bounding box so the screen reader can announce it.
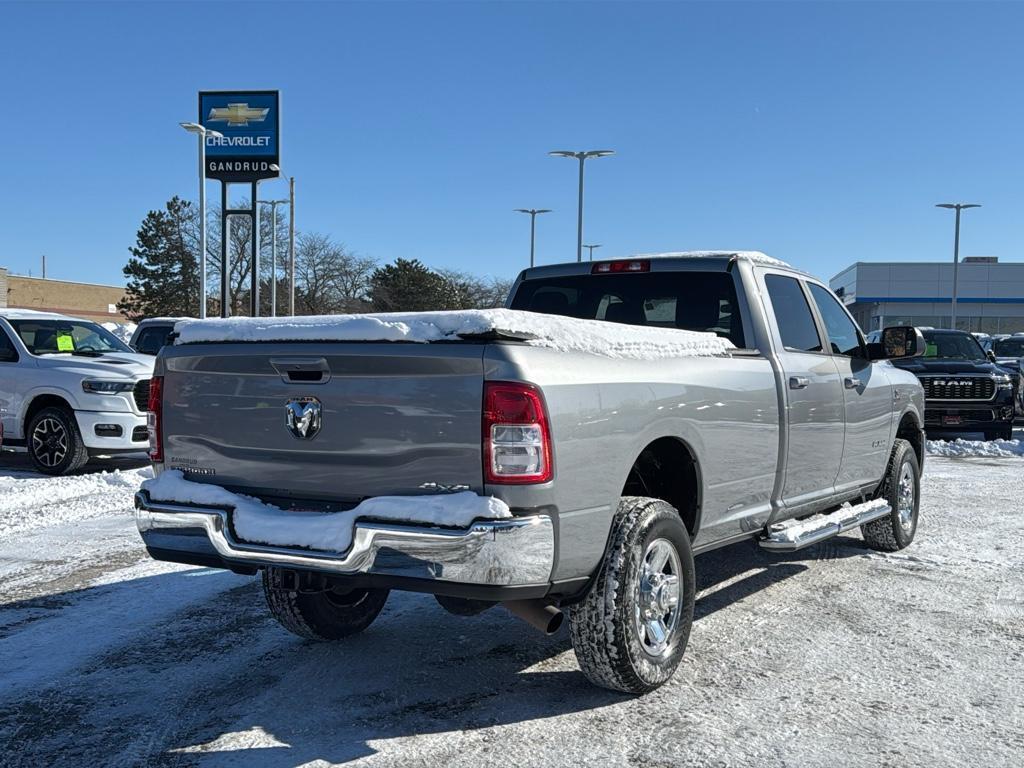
[584,243,602,261]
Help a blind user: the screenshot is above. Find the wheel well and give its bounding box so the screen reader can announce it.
[622,437,701,537]
[897,413,924,467]
[24,395,73,431]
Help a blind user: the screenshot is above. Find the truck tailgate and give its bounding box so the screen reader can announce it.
[159,342,486,504]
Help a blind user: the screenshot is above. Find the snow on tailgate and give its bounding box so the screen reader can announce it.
[172,308,734,360]
[142,470,511,553]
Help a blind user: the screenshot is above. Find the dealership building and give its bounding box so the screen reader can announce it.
[830,257,1024,335]
[0,268,129,323]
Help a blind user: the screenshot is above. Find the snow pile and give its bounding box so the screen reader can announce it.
[927,438,1024,458]
[102,322,138,344]
[172,308,734,360]
[142,470,511,553]
[0,467,152,537]
[638,250,791,268]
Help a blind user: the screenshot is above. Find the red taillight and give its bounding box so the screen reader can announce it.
[483,381,553,485]
[591,259,650,274]
[147,376,163,462]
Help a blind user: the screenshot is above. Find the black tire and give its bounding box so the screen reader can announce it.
[569,497,695,694]
[996,426,1014,441]
[27,406,89,476]
[863,438,920,552]
[262,568,389,640]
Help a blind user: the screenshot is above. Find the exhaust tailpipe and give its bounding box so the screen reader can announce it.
[502,600,564,635]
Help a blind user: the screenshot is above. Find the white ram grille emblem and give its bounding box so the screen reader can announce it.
[285,397,322,440]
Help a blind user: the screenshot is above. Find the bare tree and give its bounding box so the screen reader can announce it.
[294,233,377,315]
[436,269,514,309]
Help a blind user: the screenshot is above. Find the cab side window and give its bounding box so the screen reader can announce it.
[0,328,19,363]
[808,283,864,357]
[764,275,823,353]
[135,327,170,355]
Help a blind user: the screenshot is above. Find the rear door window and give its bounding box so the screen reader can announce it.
[135,326,172,354]
[764,275,823,353]
[510,271,746,347]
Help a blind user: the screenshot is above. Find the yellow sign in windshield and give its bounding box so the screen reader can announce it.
[56,334,75,352]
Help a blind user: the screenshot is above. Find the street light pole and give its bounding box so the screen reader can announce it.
[584,243,602,261]
[514,208,552,268]
[269,165,296,315]
[936,202,981,330]
[549,150,614,262]
[257,199,289,316]
[180,122,223,319]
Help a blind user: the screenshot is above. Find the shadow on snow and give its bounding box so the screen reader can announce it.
[0,534,873,767]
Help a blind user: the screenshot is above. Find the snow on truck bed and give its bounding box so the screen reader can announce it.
[172,308,734,360]
[142,470,511,553]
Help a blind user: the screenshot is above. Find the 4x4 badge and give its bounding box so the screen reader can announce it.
[285,397,322,440]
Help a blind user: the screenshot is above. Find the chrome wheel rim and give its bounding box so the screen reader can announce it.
[32,417,68,468]
[634,538,682,658]
[897,462,915,531]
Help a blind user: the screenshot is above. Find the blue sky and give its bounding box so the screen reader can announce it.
[1,1,1022,287]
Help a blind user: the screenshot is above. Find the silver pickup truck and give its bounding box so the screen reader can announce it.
[135,252,926,693]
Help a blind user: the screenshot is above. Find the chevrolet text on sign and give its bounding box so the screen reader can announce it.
[199,90,280,182]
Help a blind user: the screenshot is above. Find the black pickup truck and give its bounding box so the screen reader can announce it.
[892,328,1017,440]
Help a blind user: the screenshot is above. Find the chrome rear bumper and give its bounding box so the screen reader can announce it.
[134,491,554,587]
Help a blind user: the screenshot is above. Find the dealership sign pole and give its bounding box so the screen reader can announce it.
[199,90,280,318]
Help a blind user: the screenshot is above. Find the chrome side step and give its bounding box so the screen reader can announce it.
[759,499,892,552]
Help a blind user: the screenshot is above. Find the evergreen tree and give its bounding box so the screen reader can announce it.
[118,197,199,320]
[369,258,452,312]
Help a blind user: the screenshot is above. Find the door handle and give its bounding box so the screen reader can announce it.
[789,376,809,390]
[844,377,862,389]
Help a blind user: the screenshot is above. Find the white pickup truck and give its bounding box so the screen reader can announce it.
[0,309,154,474]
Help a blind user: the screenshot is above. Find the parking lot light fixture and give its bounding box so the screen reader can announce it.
[268,165,296,316]
[257,199,290,316]
[583,243,602,261]
[180,122,224,319]
[936,203,981,329]
[514,208,552,268]
[549,150,615,262]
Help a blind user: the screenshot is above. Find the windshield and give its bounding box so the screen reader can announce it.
[8,319,134,356]
[992,338,1024,357]
[921,330,987,362]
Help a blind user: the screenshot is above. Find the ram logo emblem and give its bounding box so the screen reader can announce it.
[285,397,322,440]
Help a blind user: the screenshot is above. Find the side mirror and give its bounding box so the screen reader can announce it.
[987,350,997,363]
[880,326,925,359]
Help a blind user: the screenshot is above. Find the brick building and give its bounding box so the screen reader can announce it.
[0,268,129,322]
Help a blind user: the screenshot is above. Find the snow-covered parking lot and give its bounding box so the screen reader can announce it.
[1,443,1022,768]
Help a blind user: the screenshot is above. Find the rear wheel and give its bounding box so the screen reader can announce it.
[262,568,389,640]
[569,497,695,694]
[27,406,89,476]
[863,438,920,552]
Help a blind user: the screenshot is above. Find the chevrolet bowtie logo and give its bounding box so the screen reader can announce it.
[207,103,269,126]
